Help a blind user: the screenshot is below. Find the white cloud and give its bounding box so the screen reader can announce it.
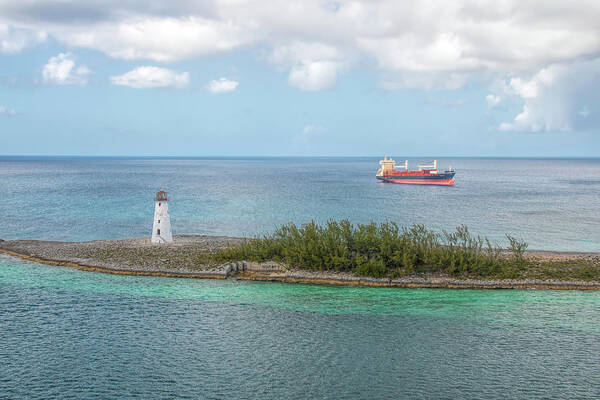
[0,24,46,53]
[110,66,189,89]
[0,105,17,116]
[497,59,600,132]
[4,1,600,77]
[269,42,348,91]
[486,94,501,108]
[288,61,340,91]
[206,77,238,94]
[57,16,254,62]
[508,68,556,99]
[2,0,600,127]
[498,104,549,132]
[42,53,90,85]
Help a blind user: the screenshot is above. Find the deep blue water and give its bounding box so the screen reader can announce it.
[1,156,599,251]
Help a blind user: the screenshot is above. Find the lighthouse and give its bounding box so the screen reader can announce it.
[151,190,173,244]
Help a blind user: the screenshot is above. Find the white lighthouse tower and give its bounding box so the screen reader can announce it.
[151,190,173,244]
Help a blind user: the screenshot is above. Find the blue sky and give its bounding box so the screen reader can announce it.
[1,1,600,156]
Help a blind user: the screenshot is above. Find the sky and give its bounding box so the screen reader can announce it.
[1,0,600,157]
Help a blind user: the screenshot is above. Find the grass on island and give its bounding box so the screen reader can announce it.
[199,220,600,281]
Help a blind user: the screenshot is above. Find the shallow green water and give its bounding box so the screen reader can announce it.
[2,255,599,399]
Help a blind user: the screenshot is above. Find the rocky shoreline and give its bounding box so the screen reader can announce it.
[1,235,599,290]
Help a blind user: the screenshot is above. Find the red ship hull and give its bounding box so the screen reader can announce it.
[383,178,455,186]
[376,170,456,186]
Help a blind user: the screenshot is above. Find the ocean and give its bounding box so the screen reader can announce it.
[1,256,599,399]
[1,156,600,399]
[1,156,599,251]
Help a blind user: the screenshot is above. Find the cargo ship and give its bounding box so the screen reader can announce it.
[376,157,455,186]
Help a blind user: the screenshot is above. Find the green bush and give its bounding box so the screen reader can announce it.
[202,220,600,281]
[203,220,578,280]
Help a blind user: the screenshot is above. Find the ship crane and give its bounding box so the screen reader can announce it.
[417,160,437,171]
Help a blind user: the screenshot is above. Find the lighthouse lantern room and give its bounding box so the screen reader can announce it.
[151,190,173,244]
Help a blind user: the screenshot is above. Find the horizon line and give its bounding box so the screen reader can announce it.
[2,154,600,160]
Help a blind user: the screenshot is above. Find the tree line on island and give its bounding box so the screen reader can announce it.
[200,220,599,281]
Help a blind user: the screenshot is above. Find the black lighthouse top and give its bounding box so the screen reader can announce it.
[155,191,168,201]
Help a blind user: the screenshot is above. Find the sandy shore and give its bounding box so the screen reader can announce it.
[1,235,599,290]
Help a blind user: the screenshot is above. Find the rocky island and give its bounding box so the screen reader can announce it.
[1,235,599,290]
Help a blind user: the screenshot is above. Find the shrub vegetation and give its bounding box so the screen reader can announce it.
[201,220,599,281]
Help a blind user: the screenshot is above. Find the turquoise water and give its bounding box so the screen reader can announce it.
[1,255,599,399]
[1,156,599,251]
